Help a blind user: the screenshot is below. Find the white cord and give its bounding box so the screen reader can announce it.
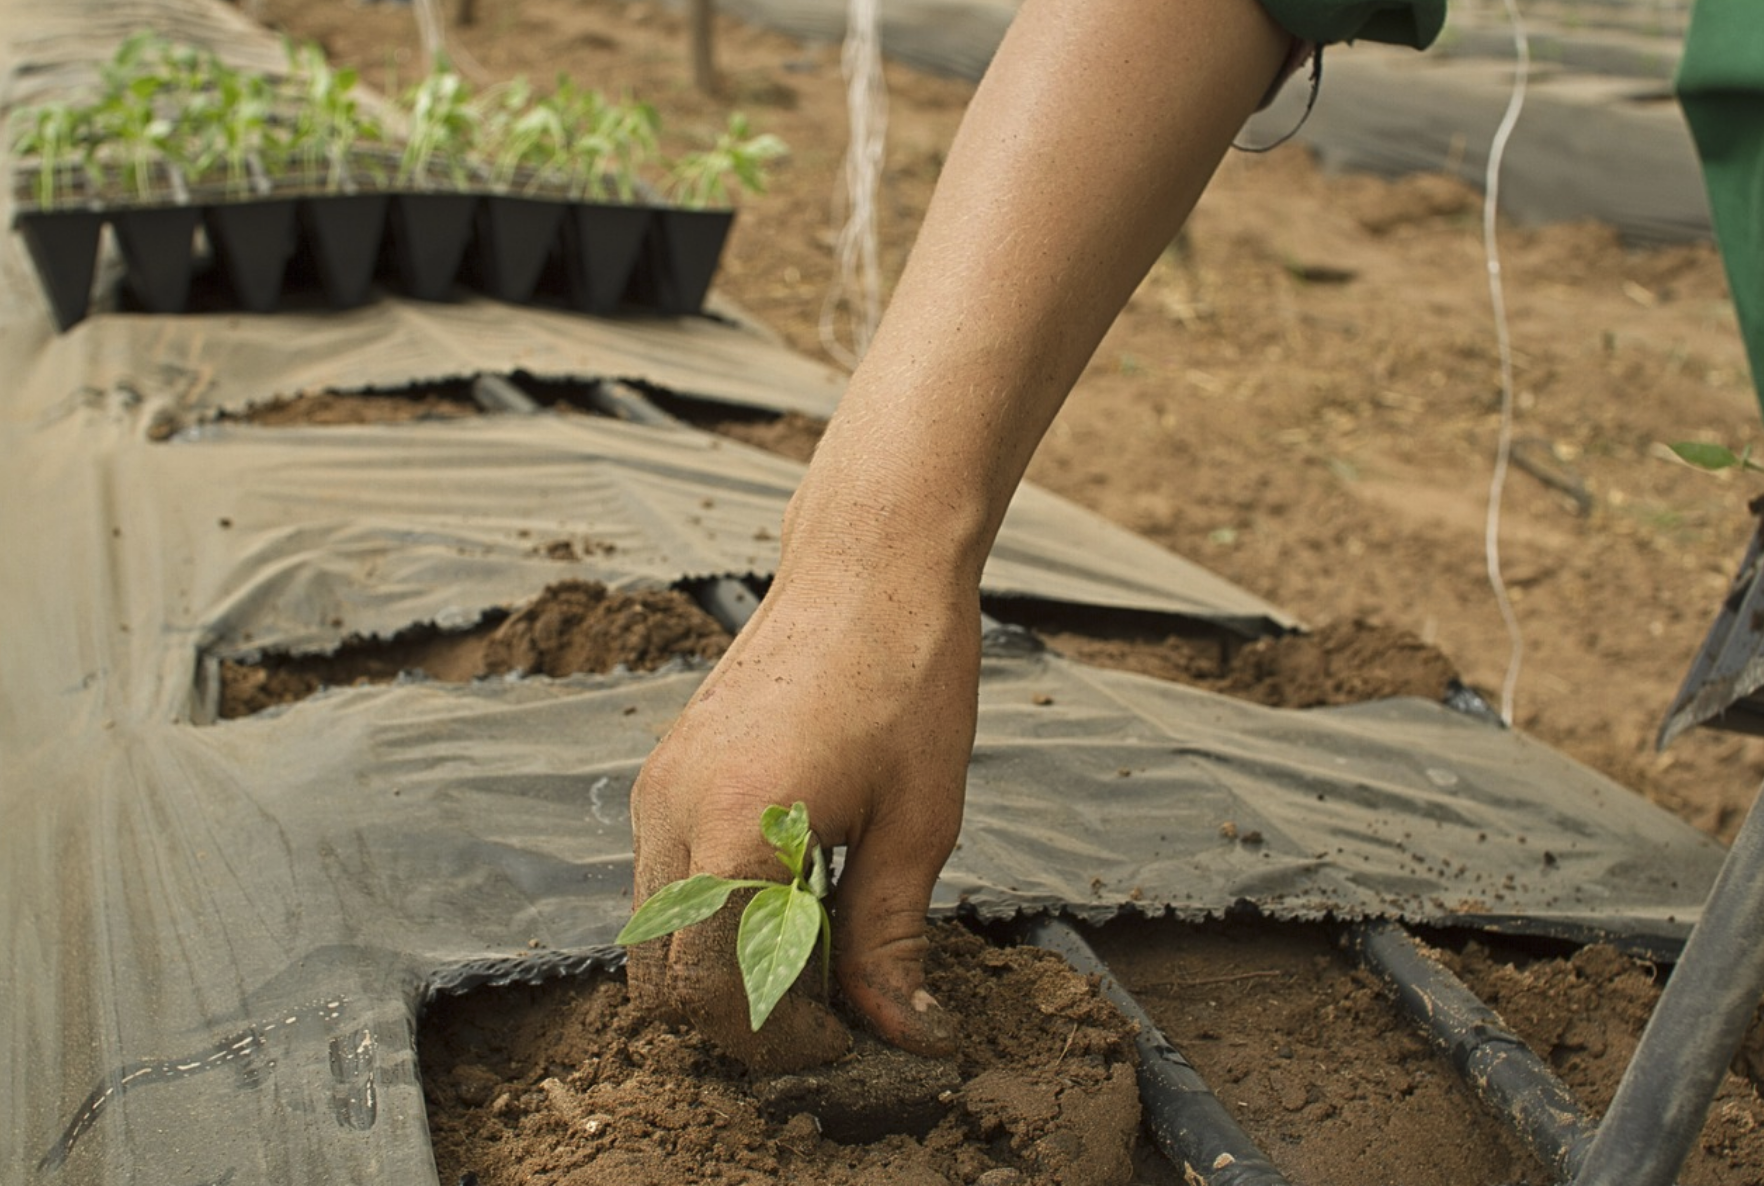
[413,0,448,70]
[1482,0,1531,725]
[818,0,888,370]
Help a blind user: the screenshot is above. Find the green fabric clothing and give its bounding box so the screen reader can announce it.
[1259,0,1446,48]
[1676,0,1764,416]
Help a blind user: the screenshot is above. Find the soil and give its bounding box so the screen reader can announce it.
[1092,918,1764,1186]
[1022,616,1464,710]
[218,579,730,718]
[246,1,1764,1181]
[222,387,482,426]
[422,924,1157,1186]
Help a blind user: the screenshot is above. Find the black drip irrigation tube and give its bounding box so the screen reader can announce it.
[471,372,539,414]
[584,379,681,427]
[1345,920,1597,1181]
[1018,915,1295,1186]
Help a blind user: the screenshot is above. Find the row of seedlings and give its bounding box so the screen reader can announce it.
[8,34,786,328]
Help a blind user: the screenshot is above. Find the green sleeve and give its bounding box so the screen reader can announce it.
[1675,0,1764,417]
[1257,0,1447,48]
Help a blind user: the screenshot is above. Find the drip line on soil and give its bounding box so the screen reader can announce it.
[1346,920,1596,1182]
[471,372,539,413]
[580,378,682,427]
[1019,914,1296,1186]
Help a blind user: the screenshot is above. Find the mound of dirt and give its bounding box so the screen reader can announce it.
[219,580,730,718]
[1034,618,1463,707]
[226,389,480,426]
[422,924,1149,1186]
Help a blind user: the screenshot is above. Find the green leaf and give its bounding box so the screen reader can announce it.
[761,801,811,883]
[737,884,822,1031]
[1670,441,1743,471]
[615,873,743,946]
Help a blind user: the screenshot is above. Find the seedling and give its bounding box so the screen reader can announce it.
[211,66,287,197]
[585,91,660,203]
[616,801,832,1032]
[480,78,568,194]
[86,34,228,202]
[8,101,93,208]
[537,81,660,202]
[666,111,786,209]
[287,40,386,192]
[398,64,479,189]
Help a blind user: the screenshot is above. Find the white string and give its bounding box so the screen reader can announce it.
[412,0,448,70]
[818,0,888,370]
[1482,0,1531,725]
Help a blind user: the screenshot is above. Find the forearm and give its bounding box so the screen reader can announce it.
[783,0,1289,591]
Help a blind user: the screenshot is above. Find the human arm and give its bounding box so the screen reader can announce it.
[626,0,1293,1071]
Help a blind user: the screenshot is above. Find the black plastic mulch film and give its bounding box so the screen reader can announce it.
[0,2,1733,1183]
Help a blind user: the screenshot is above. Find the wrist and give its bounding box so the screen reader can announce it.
[779,451,994,599]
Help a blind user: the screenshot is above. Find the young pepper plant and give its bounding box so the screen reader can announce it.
[616,801,832,1032]
[480,77,568,194]
[398,64,479,189]
[666,111,787,209]
[8,102,92,208]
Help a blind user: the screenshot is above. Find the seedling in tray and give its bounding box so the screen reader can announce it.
[398,64,480,190]
[8,101,94,209]
[666,111,787,209]
[287,39,387,193]
[617,801,832,1032]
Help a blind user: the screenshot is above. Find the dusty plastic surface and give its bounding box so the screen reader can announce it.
[0,1,1733,1184]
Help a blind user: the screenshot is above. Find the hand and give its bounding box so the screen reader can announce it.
[627,567,977,1072]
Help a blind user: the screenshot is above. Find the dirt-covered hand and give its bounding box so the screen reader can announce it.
[627,570,975,1072]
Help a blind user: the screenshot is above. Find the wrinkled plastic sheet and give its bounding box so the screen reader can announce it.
[0,2,1733,1183]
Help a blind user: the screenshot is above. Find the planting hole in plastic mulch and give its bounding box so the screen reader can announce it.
[419,914,1764,1186]
[988,599,1467,710]
[421,922,1160,1186]
[1088,915,1764,1186]
[637,388,828,464]
[147,375,831,452]
[215,580,730,720]
[146,380,483,439]
[216,386,482,427]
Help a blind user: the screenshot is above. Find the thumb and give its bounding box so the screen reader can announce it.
[832,813,960,1058]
